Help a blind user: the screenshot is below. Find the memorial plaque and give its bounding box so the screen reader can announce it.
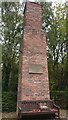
[29,64,43,73]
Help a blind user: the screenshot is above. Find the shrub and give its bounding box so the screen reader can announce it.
[2,92,17,112]
[50,91,68,109]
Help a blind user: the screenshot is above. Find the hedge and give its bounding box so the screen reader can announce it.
[50,91,68,109]
[2,92,17,112]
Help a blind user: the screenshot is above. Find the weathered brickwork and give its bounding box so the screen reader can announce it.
[17,2,50,104]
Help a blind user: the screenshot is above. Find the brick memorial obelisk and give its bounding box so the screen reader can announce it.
[17,2,50,112]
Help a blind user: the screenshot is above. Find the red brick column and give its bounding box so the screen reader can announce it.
[17,2,50,112]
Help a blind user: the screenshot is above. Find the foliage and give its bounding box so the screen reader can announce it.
[2,2,23,111]
[50,91,68,109]
[42,2,68,91]
[2,2,23,92]
[2,92,17,112]
[42,2,68,109]
[42,2,54,31]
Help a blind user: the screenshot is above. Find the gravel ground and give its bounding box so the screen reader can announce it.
[2,112,17,118]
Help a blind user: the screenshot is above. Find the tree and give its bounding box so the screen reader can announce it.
[2,2,23,91]
[42,2,67,91]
